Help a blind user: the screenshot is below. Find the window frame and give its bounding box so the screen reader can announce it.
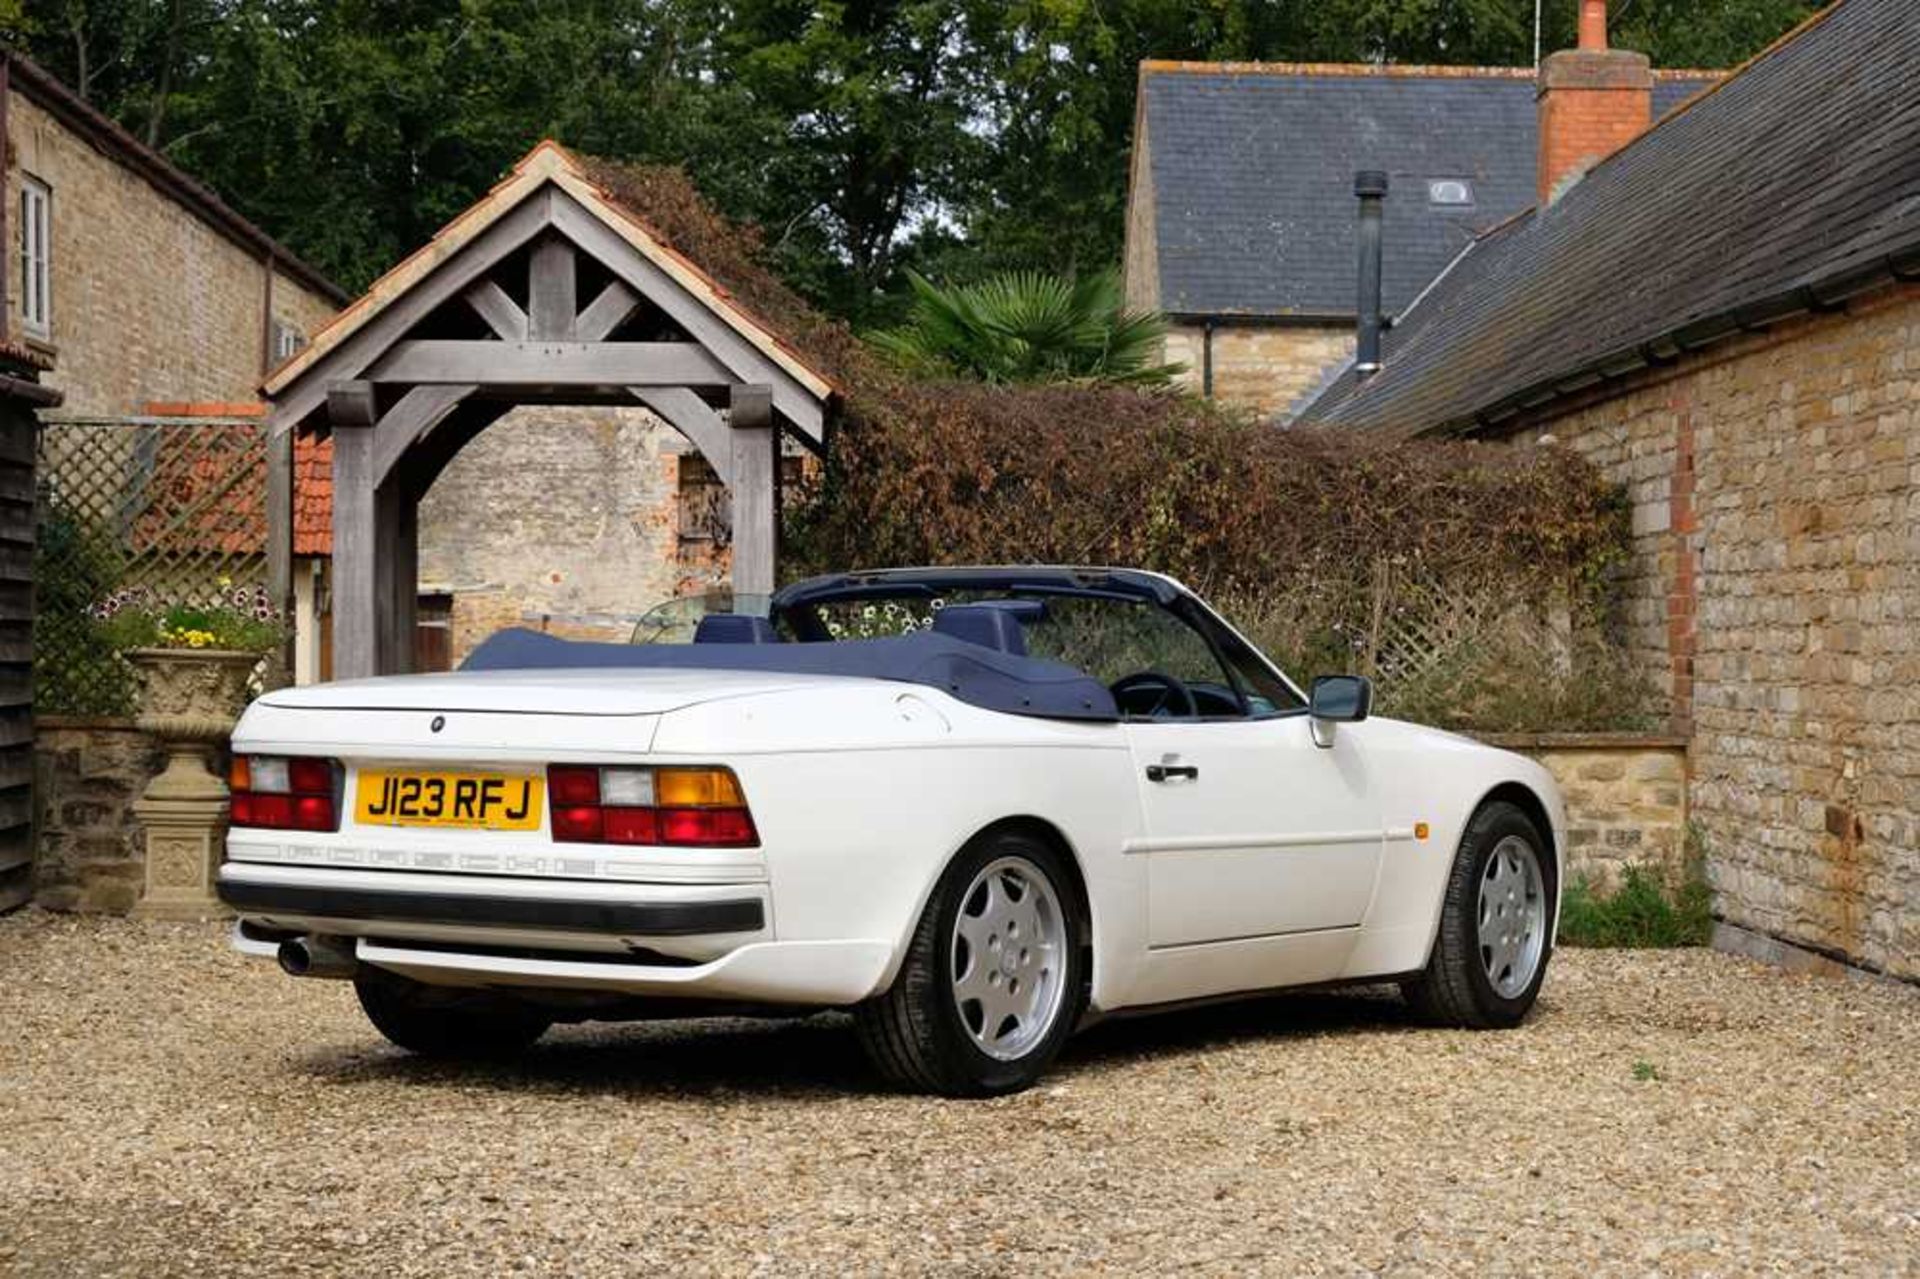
[774,582,1310,725]
[1148,594,1309,724]
[1425,177,1475,208]
[272,318,305,363]
[19,176,51,340]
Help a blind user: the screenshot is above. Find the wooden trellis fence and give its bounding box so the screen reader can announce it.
[34,415,269,716]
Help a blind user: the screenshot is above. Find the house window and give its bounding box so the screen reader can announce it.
[19,177,51,338]
[272,318,306,362]
[1426,178,1474,207]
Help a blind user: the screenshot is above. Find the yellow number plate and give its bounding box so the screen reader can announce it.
[355,771,544,830]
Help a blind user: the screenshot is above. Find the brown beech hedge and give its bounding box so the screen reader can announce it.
[587,158,1630,602]
[793,382,1630,600]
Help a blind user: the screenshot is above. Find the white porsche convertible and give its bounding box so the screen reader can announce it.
[220,567,1564,1095]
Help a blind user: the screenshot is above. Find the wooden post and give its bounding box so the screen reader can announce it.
[263,409,296,689]
[528,233,577,341]
[374,479,411,674]
[325,379,378,428]
[729,384,776,596]
[330,426,379,681]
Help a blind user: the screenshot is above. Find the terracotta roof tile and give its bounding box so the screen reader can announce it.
[122,412,332,558]
[295,434,331,556]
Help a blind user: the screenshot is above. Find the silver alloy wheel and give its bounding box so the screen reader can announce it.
[1478,835,1547,998]
[950,855,1069,1061]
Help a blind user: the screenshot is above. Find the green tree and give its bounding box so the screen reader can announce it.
[7,0,1820,313]
[147,0,702,291]
[671,0,1009,320]
[871,268,1182,386]
[1609,0,1819,67]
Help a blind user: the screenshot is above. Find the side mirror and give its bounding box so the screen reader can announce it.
[1309,674,1372,725]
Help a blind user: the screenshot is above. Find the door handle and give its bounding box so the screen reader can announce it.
[1146,764,1199,783]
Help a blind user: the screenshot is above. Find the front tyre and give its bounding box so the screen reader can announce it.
[1403,801,1556,1029]
[856,830,1087,1096]
[354,970,552,1059]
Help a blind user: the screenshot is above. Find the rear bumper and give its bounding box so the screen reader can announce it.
[233,924,894,1004]
[217,869,764,936]
[218,860,895,1005]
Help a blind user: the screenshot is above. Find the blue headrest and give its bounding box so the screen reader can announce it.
[693,614,779,644]
[932,603,1028,656]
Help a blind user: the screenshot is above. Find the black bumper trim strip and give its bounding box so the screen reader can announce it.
[216,876,765,936]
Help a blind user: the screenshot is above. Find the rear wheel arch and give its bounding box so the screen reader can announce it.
[968,816,1093,949]
[857,819,1092,1094]
[878,814,1097,997]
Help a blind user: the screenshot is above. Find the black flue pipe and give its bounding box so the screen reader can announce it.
[1354,170,1389,378]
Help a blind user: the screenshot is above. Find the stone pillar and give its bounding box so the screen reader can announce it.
[131,770,231,921]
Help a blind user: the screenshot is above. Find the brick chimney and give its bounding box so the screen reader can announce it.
[1537,0,1653,203]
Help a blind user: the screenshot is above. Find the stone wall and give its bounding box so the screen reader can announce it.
[417,404,728,664]
[1163,323,1353,420]
[32,718,162,913]
[1483,733,1689,887]
[4,91,338,415]
[1505,281,1920,979]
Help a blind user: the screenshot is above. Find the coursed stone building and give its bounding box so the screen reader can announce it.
[1,53,342,412]
[1303,0,1920,981]
[4,50,345,913]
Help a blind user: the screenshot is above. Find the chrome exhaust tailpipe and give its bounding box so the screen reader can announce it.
[277,935,358,979]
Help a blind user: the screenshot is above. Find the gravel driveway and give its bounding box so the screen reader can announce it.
[1,913,1914,1275]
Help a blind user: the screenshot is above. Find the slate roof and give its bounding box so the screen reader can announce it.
[1301,0,1920,435]
[1135,62,1712,319]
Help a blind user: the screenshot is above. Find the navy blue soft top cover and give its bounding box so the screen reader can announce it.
[461,627,1121,722]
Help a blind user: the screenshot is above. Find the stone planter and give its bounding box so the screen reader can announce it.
[125,647,260,920]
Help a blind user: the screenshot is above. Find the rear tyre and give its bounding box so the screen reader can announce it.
[354,970,552,1059]
[1403,800,1555,1029]
[855,829,1087,1097]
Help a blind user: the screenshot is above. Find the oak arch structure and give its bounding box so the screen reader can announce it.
[261,142,835,681]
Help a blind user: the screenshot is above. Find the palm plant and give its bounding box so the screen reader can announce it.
[870,269,1185,387]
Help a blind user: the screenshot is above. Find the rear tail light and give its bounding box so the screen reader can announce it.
[230,755,340,832]
[545,765,757,848]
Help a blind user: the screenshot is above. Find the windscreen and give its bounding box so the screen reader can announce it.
[779,588,1303,718]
